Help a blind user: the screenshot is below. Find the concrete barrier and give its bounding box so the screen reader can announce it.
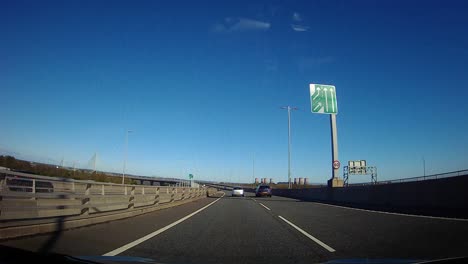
[271,174,468,218]
[0,171,211,239]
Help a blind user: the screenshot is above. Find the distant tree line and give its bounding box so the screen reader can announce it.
[0,156,136,184]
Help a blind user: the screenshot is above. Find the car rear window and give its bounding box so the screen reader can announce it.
[259,186,270,190]
[233,187,242,190]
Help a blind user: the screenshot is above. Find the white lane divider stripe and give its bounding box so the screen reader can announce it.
[259,203,271,211]
[278,215,336,253]
[103,193,225,256]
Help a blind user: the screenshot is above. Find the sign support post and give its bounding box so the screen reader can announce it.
[330,114,339,179]
[328,113,343,187]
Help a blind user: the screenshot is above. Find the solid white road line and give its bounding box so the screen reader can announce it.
[259,203,271,211]
[312,202,468,222]
[278,215,336,253]
[103,193,225,256]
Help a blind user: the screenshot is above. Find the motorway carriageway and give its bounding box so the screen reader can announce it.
[2,191,468,264]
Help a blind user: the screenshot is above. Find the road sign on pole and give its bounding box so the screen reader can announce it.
[310,84,338,114]
[309,83,343,187]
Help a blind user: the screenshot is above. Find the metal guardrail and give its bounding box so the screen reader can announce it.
[348,169,468,186]
[0,170,207,222]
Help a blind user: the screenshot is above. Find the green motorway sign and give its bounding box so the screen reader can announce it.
[189,174,193,179]
[309,84,338,114]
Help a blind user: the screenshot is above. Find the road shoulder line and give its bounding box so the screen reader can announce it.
[312,202,468,222]
[103,193,225,256]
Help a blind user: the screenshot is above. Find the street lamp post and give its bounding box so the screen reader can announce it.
[252,153,255,188]
[122,130,133,185]
[423,156,426,177]
[281,106,298,189]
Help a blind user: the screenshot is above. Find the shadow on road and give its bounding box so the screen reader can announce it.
[221,196,249,200]
[219,193,303,203]
[35,193,69,254]
[252,197,302,202]
[207,196,222,199]
[38,215,65,254]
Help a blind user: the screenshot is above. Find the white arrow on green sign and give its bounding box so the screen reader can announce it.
[309,84,338,114]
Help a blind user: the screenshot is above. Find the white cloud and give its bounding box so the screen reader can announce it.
[292,12,302,22]
[291,12,309,32]
[232,18,270,31]
[212,17,270,33]
[291,24,309,32]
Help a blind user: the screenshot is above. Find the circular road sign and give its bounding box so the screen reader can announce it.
[333,160,340,169]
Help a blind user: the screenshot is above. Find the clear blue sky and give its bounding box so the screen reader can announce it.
[1,0,468,183]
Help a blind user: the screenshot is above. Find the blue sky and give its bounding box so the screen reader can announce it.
[1,0,468,183]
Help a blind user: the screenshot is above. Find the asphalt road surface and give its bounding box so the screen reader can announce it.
[2,191,468,264]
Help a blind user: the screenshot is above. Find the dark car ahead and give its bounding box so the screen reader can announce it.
[255,185,272,197]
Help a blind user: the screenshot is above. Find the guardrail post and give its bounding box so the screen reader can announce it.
[182,188,185,200]
[31,179,36,200]
[170,187,175,202]
[142,186,145,195]
[101,184,105,196]
[81,183,91,216]
[32,179,36,194]
[129,186,135,209]
[71,182,75,193]
[154,187,160,206]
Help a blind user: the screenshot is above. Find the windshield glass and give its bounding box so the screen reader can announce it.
[1,1,468,264]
